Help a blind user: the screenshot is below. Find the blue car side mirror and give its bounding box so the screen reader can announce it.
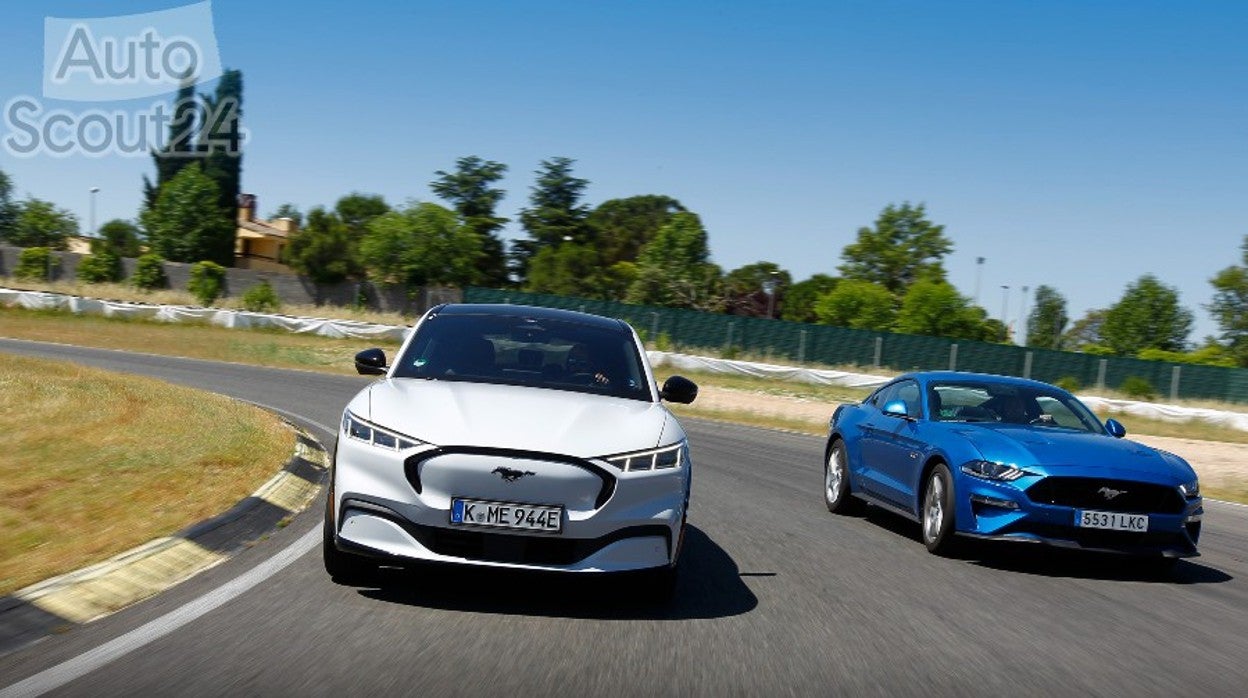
[1104,418,1126,438]
[883,400,910,418]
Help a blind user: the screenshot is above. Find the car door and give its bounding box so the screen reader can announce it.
[859,379,924,508]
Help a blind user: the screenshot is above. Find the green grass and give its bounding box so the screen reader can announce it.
[0,354,294,595]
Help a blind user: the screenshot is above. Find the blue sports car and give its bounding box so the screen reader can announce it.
[824,372,1202,565]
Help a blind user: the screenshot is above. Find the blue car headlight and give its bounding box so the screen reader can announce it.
[342,411,422,451]
[961,459,1026,482]
[1179,480,1200,499]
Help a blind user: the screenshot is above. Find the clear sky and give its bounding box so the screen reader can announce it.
[2,1,1244,340]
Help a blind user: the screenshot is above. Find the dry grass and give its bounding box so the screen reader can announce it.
[0,354,294,595]
[0,306,399,375]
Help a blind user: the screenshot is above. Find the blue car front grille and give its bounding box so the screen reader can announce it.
[1024,477,1185,514]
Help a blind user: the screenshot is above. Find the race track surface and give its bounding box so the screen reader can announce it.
[2,338,1246,696]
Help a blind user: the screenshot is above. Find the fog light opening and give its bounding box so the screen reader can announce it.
[970,494,1019,510]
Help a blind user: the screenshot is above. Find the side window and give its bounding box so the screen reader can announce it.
[873,381,919,417]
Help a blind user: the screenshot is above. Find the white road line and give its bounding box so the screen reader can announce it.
[0,526,321,698]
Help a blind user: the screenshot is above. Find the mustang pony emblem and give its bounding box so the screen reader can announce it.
[492,466,536,482]
[1098,486,1126,500]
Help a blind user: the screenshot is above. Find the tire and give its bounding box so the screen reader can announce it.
[322,506,377,585]
[921,463,959,555]
[824,440,862,515]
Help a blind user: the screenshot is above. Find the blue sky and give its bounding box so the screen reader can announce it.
[1,0,1245,340]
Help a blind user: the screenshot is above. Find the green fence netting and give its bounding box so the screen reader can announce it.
[462,288,1248,403]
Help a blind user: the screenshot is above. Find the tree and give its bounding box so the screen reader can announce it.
[893,280,988,340]
[142,81,198,209]
[722,262,791,317]
[359,202,481,287]
[839,203,953,296]
[0,167,15,239]
[781,274,839,323]
[140,164,234,265]
[431,156,510,286]
[813,279,895,330]
[587,195,685,267]
[1208,236,1248,366]
[8,198,79,249]
[513,157,591,281]
[284,207,357,284]
[524,243,604,297]
[1101,274,1193,355]
[1063,308,1108,352]
[1025,285,1069,349]
[269,203,304,228]
[627,212,723,311]
[199,69,245,231]
[335,193,390,238]
[96,219,143,257]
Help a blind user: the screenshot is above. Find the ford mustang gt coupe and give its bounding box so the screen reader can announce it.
[324,303,698,595]
[823,372,1202,567]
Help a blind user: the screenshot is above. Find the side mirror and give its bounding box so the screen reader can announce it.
[354,348,388,376]
[1104,418,1126,438]
[883,400,910,419]
[660,375,698,404]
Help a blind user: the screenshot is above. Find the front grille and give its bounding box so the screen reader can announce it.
[404,446,616,508]
[406,524,671,566]
[1025,477,1184,514]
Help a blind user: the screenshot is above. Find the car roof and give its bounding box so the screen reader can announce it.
[431,303,630,332]
[895,371,1063,392]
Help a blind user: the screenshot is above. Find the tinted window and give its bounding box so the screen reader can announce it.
[874,380,920,418]
[392,312,651,401]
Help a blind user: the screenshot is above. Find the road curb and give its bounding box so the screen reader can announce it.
[0,420,327,656]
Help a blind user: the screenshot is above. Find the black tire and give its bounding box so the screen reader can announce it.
[921,463,959,555]
[824,440,863,515]
[322,508,377,585]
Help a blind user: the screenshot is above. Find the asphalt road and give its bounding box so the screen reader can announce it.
[2,337,1248,696]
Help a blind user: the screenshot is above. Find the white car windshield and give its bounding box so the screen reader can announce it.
[393,312,652,401]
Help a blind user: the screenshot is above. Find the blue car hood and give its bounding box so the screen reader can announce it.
[947,425,1194,481]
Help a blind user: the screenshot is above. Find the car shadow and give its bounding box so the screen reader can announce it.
[353,525,760,620]
[861,506,1232,585]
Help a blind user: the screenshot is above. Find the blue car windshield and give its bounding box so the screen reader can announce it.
[392,312,652,402]
[929,381,1103,433]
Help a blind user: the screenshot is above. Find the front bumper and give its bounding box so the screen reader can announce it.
[956,474,1202,558]
[330,436,689,572]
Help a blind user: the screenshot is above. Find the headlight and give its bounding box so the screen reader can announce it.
[960,459,1026,482]
[342,411,422,451]
[1179,480,1200,498]
[603,441,686,472]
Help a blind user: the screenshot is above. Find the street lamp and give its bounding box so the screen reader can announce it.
[974,257,985,305]
[1018,285,1030,344]
[763,271,780,319]
[999,285,1010,326]
[89,187,100,238]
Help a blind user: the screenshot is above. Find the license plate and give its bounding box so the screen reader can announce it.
[1076,510,1148,532]
[450,498,562,533]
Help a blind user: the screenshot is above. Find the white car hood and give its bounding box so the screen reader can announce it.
[358,378,677,457]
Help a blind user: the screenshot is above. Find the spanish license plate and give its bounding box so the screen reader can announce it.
[1077,510,1148,532]
[450,498,562,533]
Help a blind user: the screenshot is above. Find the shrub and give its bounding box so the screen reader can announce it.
[188,260,227,306]
[132,253,168,290]
[655,332,674,352]
[241,280,281,313]
[15,247,56,281]
[1053,376,1082,393]
[76,249,123,283]
[1120,376,1156,401]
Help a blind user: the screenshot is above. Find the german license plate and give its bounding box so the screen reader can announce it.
[450,498,562,533]
[1077,510,1148,532]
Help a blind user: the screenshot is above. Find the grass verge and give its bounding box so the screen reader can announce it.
[0,354,294,596]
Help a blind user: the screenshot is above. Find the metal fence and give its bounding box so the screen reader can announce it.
[462,287,1248,404]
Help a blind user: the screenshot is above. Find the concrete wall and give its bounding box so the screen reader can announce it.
[0,245,462,316]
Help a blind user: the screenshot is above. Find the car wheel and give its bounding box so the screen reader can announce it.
[921,463,958,555]
[322,508,377,585]
[824,440,862,515]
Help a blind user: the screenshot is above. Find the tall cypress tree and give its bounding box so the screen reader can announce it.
[142,80,199,209]
[200,69,244,219]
